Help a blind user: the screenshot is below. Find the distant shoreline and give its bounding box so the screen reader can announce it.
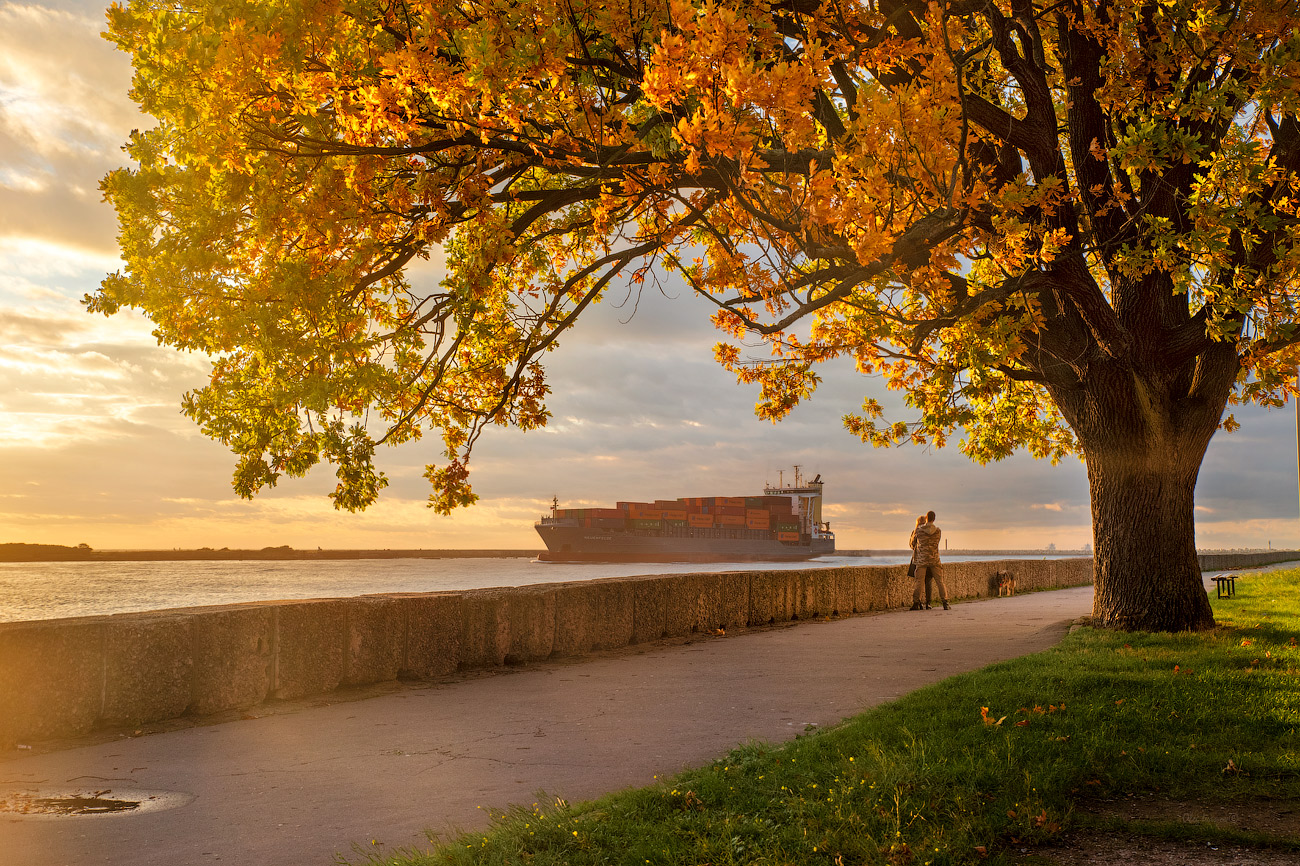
[2,543,1277,564]
[3,543,1087,563]
[0,543,542,563]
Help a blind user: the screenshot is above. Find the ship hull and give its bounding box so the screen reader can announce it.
[535,524,834,563]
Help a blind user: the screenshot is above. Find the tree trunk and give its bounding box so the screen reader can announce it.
[1049,350,1233,633]
[1085,448,1215,631]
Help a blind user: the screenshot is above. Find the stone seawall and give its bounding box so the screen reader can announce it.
[1196,551,1300,570]
[8,549,1285,750]
[2,558,1096,748]
[5,554,1292,747]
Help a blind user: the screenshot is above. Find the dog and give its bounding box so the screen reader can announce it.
[997,571,1016,597]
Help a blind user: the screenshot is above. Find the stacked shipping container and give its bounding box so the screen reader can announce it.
[549,492,804,540]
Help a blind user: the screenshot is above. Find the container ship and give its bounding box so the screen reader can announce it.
[535,468,835,562]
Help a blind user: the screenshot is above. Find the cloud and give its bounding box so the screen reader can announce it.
[0,278,211,449]
[0,235,124,292]
[0,3,142,257]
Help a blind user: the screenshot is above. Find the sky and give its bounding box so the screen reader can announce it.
[1,1,1298,553]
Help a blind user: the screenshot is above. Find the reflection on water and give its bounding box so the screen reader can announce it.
[0,553,1076,623]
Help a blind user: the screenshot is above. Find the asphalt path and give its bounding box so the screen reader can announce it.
[0,583,1105,865]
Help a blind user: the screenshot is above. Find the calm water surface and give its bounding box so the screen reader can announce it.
[0,554,1069,623]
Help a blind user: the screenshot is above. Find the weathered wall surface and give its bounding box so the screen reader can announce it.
[1196,551,1300,570]
[0,554,1208,747]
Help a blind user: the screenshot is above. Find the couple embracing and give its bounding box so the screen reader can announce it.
[908,511,949,611]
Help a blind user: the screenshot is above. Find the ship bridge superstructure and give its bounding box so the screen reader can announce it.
[763,466,833,545]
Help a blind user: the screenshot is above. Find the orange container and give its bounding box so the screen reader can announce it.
[661,509,688,521]
[688,513,713,528]
[717,514,746,526]
[777,531,799,542]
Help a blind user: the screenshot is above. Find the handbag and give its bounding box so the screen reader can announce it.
[907,557,916,577]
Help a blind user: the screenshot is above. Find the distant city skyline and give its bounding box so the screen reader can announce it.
[2,0,1298,553]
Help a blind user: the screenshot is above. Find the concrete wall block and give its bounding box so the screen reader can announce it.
[696,571,749,632]
[829,568,856,615]
[0,618,104,745]
[1023,560,1047,591]
[748,569,796,625]
[552,580,635,656]
[458,589,511,669]
[975,561,999,596]
[344,597,405,686]
[801,568,854,617]
[795,569,831,619]
[849,567,888,613]
[933,561,964,600]
[1031,560,1054,590]
[1018,561,1034,590]
[659,574,700,638]
[189,606,274,716]
[101,615,193,727]
[888,565,915,609]
[274,599,346,700]
[400,593,463,679]
[1064,558,1095,587]
[504,587,555,663]
[628,576,671,644]
[1045,560,1066,588]
[1048,560,1067,587]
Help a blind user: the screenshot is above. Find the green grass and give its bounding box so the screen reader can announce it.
[352,569,1300,866]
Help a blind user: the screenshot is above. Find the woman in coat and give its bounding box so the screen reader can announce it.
[909,511,949,611]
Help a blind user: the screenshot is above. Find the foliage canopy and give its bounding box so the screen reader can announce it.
[98,0,1300,517]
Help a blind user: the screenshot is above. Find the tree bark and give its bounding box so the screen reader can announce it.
[1084,447,1215,631]
[1049,352,1228,632]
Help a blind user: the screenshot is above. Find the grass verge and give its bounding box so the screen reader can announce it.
[353,570,1300,865]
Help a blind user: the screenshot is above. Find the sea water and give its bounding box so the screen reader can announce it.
[0,553,1069,623]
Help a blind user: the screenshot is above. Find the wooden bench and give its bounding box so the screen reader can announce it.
[1212,573,1237,599]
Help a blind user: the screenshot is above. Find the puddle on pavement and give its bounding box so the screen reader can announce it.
[0,788,194,819]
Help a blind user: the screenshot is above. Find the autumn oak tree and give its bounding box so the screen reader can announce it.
[97,0,1300,631]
